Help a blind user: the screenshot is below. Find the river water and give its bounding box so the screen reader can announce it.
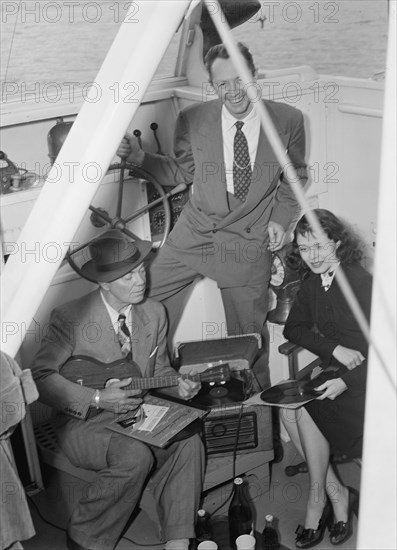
[0,0,389,97]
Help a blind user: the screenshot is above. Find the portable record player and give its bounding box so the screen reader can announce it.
[199,388,273,457]
[188,372,273,457]
[175,335,271,457]
[175,333,261,375]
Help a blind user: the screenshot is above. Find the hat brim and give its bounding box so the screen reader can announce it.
[80,240,152,283]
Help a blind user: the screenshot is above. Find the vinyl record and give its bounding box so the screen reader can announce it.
[260,380,323,405]
[191,378,246,407]
[209,386,230,398]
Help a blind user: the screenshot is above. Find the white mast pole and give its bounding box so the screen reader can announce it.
[0,0,192,358]
[357,1,397,548]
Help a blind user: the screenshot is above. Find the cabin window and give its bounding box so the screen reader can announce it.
[0,1,182,104]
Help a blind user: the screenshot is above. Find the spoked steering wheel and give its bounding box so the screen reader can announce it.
[66,160,186,281]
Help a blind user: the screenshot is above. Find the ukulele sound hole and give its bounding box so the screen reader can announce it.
[105,378,121,388]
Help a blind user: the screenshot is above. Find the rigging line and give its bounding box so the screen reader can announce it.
[3,0,21,84]
[205,0,396,392]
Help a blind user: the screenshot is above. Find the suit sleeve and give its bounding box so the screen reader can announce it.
[339,360,367,393]
[31,308,94,420]
[152,304,176,378]
[339,271,372,392]
[151,303,183,398]
[141,110,195,188]
[270,108,308,230]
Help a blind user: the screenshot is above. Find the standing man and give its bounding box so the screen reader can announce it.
[118,42,307,387]
[31,230,204,550]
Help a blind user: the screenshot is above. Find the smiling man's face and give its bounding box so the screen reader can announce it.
[211,57,257,120]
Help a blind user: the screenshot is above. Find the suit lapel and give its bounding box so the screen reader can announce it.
[88,293,156,377]
[196,100,231,215]
[89,290,123,360]
[216,101,290,228]
[131,304,154,377]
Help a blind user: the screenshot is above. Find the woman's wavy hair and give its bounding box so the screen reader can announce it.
[286,209,365,277]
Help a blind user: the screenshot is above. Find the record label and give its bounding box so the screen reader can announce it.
[191,377,246,407]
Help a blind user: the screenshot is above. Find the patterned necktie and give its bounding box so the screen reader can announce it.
[233,120,252,202]
[117,313,132,360]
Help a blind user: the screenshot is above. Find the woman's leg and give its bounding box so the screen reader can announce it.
[296,407,330,529]
[280,408,306,459]
[296,408,349,526]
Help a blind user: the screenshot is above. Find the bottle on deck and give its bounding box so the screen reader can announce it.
[195,508,213,544]
[228,477,254,549]
[262,514,280,550]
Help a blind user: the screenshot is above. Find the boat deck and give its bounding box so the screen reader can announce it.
[23,440,361,550]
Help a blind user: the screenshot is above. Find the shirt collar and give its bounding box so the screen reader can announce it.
[222,104,258,132]
[100,291,132,326]
[320,262,340,291]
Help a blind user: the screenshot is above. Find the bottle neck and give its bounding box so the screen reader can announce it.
[233,481,249,503]
[265,520,273,528]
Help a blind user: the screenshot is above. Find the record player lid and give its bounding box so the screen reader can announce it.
[176,334,260,371]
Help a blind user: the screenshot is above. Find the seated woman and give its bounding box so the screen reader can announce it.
[281,209,372,548]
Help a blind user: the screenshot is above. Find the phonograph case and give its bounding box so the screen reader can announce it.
[175,333,261,375]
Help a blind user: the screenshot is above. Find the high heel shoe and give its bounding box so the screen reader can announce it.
[295,501,332,549]
[329,486,359,545]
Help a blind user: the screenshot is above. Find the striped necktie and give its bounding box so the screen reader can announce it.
[233,120,252,202]
[117,313,132,360]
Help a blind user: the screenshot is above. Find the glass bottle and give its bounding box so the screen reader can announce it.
[195,509,213,544]
[262,514,279,550]
[228,477,254,550]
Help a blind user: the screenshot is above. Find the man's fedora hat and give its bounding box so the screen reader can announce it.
[80,230,152,283]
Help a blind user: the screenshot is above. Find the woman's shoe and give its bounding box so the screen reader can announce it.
[329,486,359,545]
[295,501,332,549]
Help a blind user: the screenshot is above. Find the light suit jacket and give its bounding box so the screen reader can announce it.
[142,99,307,288]
[31,290,176,467]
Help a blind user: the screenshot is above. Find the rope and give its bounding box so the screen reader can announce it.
[3,0,21,84]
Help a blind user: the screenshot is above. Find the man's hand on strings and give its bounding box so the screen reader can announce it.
[95,378,142,413]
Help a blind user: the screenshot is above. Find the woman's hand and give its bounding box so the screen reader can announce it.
[95,378,142,414]
[178,372,201,400]
[332,345,365,370]
[315,377,347,400]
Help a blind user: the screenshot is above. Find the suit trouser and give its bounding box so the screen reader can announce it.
[147,244,271,389]
[66,428,204,550]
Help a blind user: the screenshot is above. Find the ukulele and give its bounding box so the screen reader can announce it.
[60,355,230,393]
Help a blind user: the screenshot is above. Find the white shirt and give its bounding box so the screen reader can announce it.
[100,291,133,339]
[222,105,261,195]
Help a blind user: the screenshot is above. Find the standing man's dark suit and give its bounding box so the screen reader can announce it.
[119,44,307,386]
[31,231,204,550]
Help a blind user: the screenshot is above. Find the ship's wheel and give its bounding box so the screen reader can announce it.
[66,160,186,281]
[89,161,174,247]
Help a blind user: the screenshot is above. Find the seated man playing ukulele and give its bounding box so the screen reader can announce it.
[31,230,204,550]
